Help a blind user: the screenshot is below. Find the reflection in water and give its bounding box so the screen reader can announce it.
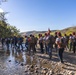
[3,44,27,68]
[1,44,41,75]
[22,52,26,64]
[30,56,33,64]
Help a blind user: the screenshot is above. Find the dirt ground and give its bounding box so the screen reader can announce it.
[0,43,76,75]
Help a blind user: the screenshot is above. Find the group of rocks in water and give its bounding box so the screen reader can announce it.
[0,31,76,64]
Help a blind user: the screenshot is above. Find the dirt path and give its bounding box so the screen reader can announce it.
[35,49,76,74]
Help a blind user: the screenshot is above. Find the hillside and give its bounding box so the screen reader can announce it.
[21,26,76,36]
[61,26,76,35]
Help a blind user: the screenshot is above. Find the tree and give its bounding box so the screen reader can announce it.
[0,21,20,38]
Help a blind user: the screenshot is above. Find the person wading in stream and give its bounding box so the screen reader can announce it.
[1,37,5,48]
[56,32,66,63]
[25,35,29,51]
[5,37,10,50]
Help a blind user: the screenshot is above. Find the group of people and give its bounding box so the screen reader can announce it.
[0,31,76,63]
[0,36,24,50]
[38,31,76,63]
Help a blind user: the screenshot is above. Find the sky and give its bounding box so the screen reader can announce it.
[0,0,76,32]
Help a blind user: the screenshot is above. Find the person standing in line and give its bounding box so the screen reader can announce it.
[56,32,65,63]
[5,37,10,50]
[34,36,38,47]
[25,35,29,51]
[28,34,36,55]
[33,35,37,53]
[43,33,48,54]
[1,37,5,48]
[39,34,44,54]
[17,36,23,50]
[69,34,73,51]
[12,36,18,49]
[63,34,69,50]
[72,32,76,53]
[54,32,58,52]
[46,32,54,59]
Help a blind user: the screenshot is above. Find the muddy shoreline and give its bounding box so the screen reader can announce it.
[0,44,76,75]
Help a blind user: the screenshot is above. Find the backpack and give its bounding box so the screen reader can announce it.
[60,37,66,48]
[49,35,55,45]
[29,37,35,44]
[45,35,55,48]
[73,37,76,45]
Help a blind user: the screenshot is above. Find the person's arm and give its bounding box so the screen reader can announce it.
[55,38,59,44]
[55,38,61,48]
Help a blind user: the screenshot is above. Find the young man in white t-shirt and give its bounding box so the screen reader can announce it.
[56,32,65,63]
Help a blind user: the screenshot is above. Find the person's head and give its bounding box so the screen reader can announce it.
[55,32,57,35]
[45,33,47,36]
[72,32,75,35]
[64,34,67,36]
[47,32,50,36]
[38,34,42,38]
[57,32,62,37]
[69,34,72,36]
[32,35,34,37]
[25,35,27,38]
[40,34,42,37]
[30,34,32,37]
[38,34,41,37]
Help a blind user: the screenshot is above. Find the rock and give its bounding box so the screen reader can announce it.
[35,67,39,70]
[43,61,47,64]
[25,65,30,68]
[30,65,34,68]
[46,70,53,75]
[41,68,48,74]
[57,74,63,75]
[34,69,38,73]
[49,70,53,75]
[34,65,40,73]
[41,70,46,74]
[27,67,30,70]
[35,65,38,67]
[43,68,48,71]
[70,72,75,75]
[28,65,35,72]
[8,60,11,62]
[15,60,18,63]
[30,68,34,72]
[25,68,28,72]
[21,63,24,66]
[46,72,49,75]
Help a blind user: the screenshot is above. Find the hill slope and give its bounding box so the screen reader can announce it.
[21,26,76,36]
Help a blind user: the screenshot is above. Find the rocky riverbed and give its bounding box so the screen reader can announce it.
[0,44,76,75]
